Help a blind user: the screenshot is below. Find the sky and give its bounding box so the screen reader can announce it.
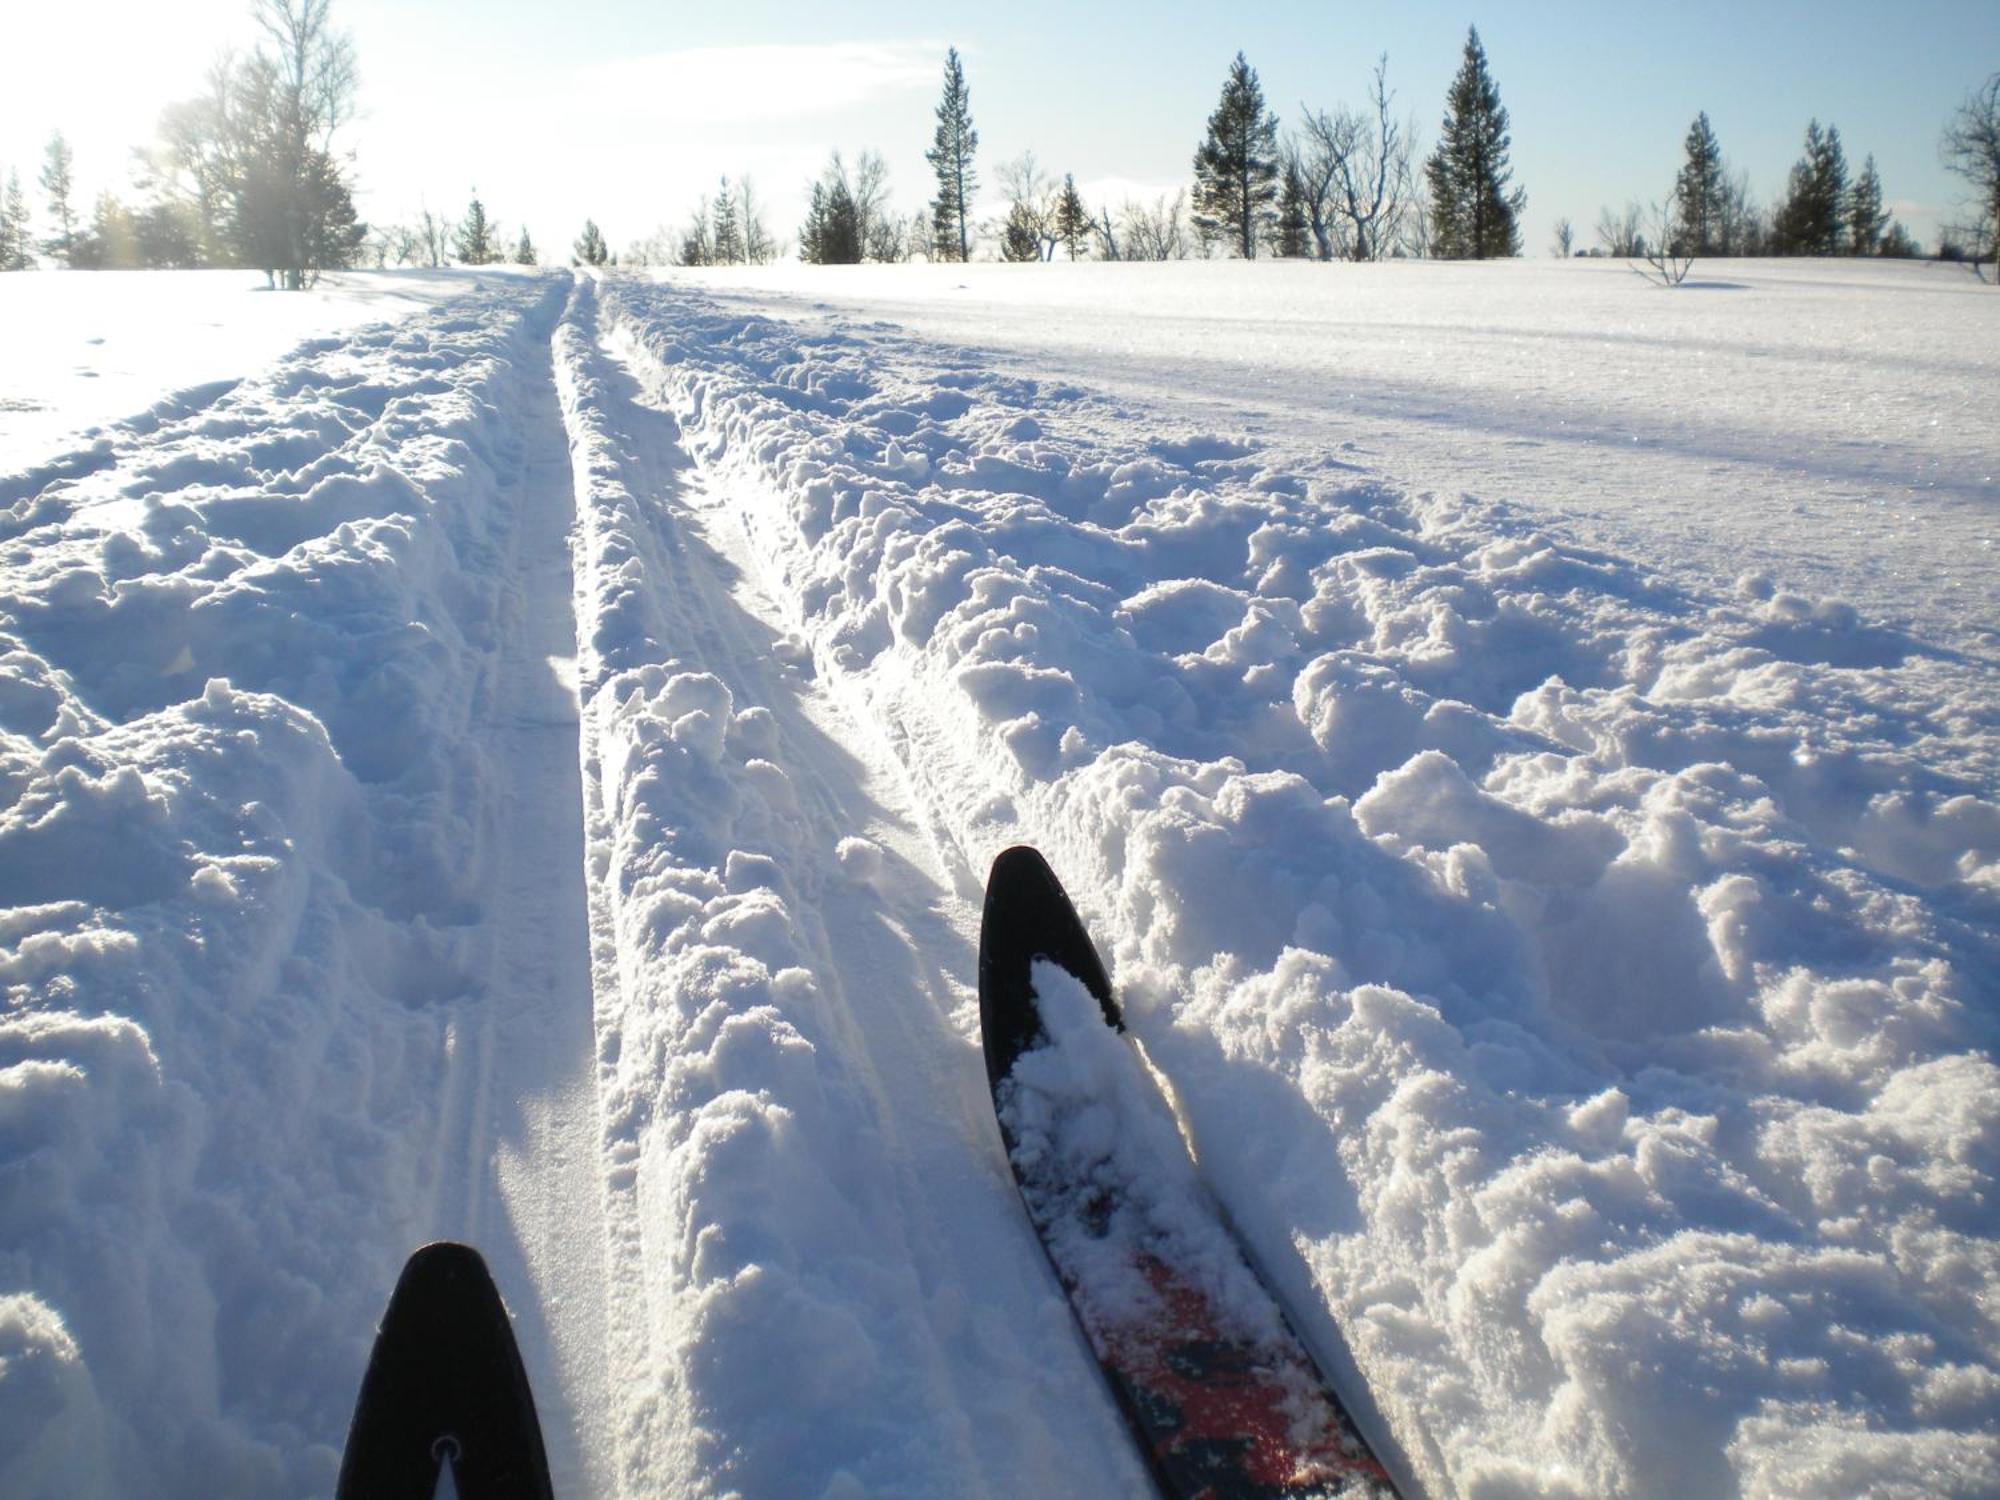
[3,0,1997,261]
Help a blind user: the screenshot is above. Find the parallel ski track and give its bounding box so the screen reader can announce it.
[565,293,1146,1496]
[420,313,615,1499]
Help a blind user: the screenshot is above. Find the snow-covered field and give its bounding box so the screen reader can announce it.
[0,268,528,475]
[1,259,1995,1498]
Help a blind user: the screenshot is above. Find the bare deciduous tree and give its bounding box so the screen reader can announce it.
[1941,72,2000,283]
[1093,205,1121,262]
[416,206,449,268]
[1551,216,1573,257]
[1295,56,1420,262]
[1596,201,1645,258]
[851,150,897,261]
[1117,191,1191,261]
[738,177,775,264]
[994,152,1059,261]
[1637,191,1695,285]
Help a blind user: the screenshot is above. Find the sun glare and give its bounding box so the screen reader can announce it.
[4,1,247,186]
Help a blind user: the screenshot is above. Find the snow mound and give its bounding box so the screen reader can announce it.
[602,277,1999,1499]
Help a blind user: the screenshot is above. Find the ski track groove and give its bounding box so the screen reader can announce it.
[644,379,1026,1490]
[550,299,1145,1496]
[415,302,617,1499]
[592,316,1001,1492]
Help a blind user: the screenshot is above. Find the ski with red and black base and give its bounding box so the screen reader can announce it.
[979,845,1399,1499]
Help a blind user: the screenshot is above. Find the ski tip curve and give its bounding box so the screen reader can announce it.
[978,845,1119,1090]
[337,1240,554,1500]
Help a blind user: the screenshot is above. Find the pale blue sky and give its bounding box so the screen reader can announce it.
[5,0,1996,258]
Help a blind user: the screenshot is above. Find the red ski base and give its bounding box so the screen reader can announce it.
[1089,1253,1394,1499]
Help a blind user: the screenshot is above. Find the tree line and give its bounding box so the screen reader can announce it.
[1579,113,1922,271]
[773,34,1996,279]
[0,0,364,286]
[5,11,1997,283]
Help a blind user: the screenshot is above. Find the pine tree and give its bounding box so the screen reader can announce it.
[454,193,496,264]
[1847,154,1888,255]
[40,132,77,265]
[676,197,713,267]
[1000,201,1041,262]
[712,177,744,266]
[1192,52,1280,258]
[573,219,609,266]
[1771,120,1848,255]
[1673,112,1727,255]
[1425,27,1525,258]
[71,192,141,269]
[1273,158,1311,257]
[800,183,828,265]
[925,47,978,262]
[1054,173,1090,260]
[820,179,862,265]
[0,169,30,270]
[513,227,536,266]
[800,157,864,265]
[1878,221,1921,258]
[228,1,364,289]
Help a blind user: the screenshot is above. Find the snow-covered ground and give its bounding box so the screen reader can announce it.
[1,260,1995,1499]
[665,258,1999,657]
[0,268,530,475]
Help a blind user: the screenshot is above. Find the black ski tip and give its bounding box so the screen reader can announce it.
[336,1241,554,1500]
[978,846,1119,1091]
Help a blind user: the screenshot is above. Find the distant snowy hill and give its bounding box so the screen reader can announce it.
[1,260,1994,1498]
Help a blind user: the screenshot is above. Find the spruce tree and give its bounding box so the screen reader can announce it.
[1424,27,1525,258]
[1273,158,1311,258]
[800,159,863,265]
[1192,52,1279,258]
[820,179,862,265]
[573,219,609,266]
[712,178,744,266]
[0,169,30,270]
[1772,120,1848,255]
[1847,154,1888,255]
[1673,112,1727,255]
[1054,174,1090,261]
[925,47,977,262]
[800,183,828,264]
[1000,201,1041,262]
[228,1,364,289]
[454,193,496,264]
[513,227,536,266]
[72,193,140,269]
[40,133,77,265]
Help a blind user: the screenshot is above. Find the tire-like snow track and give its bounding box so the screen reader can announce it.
[554,278,1147,1497]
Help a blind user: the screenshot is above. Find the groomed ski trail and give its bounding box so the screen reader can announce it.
[554,276,1148,1497]
[420,315,616,1500]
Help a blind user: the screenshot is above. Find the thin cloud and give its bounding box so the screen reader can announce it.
[567,41,946,128]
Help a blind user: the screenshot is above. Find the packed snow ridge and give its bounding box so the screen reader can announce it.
[1,263,1995,1499]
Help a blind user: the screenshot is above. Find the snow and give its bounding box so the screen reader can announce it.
[0,268,528,475]
[1,258,1996,1499]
